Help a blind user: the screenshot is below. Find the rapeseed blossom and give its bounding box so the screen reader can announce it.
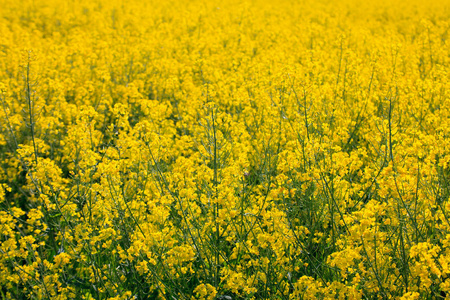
[0,0,449,298]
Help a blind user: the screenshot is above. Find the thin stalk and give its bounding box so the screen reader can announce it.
[24,53,39,165]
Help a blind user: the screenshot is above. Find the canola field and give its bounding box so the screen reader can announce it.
[1,0,450,299]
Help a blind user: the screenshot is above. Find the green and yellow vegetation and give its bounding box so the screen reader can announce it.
[1,0,450,298]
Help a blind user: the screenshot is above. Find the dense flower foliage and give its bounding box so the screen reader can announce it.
[1,0,450,299]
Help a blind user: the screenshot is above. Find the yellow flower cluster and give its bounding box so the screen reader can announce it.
[0,0,449,298]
